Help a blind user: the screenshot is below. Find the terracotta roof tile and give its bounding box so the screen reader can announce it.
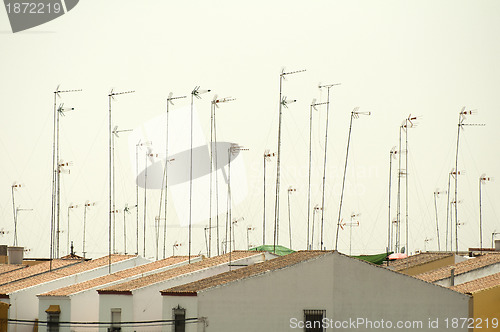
[415,253,500,283]
[39,256,191,296]
[161,250,331,295]
[451,271,500,294]
[98,251,265,294]
[388,252,454,272]
[0,255,135,295]
[0,259,81,286]
[0,264,25,275]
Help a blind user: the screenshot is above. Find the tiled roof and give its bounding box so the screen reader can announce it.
[0,255,135,295]
[161,250,331,296]
[0,259,81,286]
[98,251,265,294]
[388,252,453,272]
[40,256,191,296]
[451,271,500,294]
[415,253,500,283]
[0,264,25,275]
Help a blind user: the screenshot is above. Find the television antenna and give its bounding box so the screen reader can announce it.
[453,107,484,253]
[335,108,370,251]
[274,68,305,255]
[307,99,328,250]
[479,174,493,250]
[209,94,234,257]
[67,203,79,255]
[135,139,151,255]
[82,200,96,258]
[51,85,81,265]
[108,88,135,273]
[189,86,210,263]
[263,149,276,246]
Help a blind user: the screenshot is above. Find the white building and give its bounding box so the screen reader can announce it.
[1,254,149,332]
[162,251,471,332]
[416,253,500,287]
[36,256,200,332]
[97,251,276,332]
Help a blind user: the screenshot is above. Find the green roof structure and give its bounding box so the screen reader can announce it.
[249,245,295,256]
[352,252,392,265]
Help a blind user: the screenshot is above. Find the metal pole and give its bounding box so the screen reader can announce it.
[446,172,451,251]
[56,108,61,258]
[335,113,354,250]
[454,116,461,253]
[83,205,87,258]
[135,144,139,255]
[50,91,57,268]
[209,102,214,257]
[307,104,313,251]
[405,120,409,255]
[479,177,483,251]
[11,186,16,246]
[273,74,284,254]
[67,206,70,255]
[214,108,220,256]
[387,150,393,252]
[163,101,171,260]
[112,131,116,254]
[320,87,331,251]
[263,154,266,246]
[189,92,194,263]
[434,192,440,251]
[123,207,127,254]
[288,189,292,249]
[228,148,232,270]
[396,125,402,253]
[144,150,148,257]
[108,94,112,271]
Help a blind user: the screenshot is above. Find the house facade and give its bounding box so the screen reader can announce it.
[162,251,471,332]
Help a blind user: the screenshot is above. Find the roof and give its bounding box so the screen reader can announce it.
[39,256,191,297]
[0,264,25,275]
[0,259,81,286]
[0,255,135,296]
[451,271,500,294]
[98,251,265,295]
[161,250,332,296]
[388,252,454,272]
[415,253,500,283]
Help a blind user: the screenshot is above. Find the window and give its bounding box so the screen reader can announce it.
[172,306,186,332]
[45,305,61,332]
[304,309,325,332]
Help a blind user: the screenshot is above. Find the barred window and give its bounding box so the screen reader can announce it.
[172,305,186,332]
[304,309,325,332]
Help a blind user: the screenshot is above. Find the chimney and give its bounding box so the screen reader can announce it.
[7,246,24,265]
[495,240,500,251]
[0,245,7,264]
[450,267,455,286]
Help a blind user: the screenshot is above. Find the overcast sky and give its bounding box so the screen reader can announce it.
[1,0,499,259]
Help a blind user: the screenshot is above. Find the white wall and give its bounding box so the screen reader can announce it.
[37,297,71,332]
[35,255,194,332]
[161,297,197,332]
[98,295,133,332]
[7,256,150,332]
[163,252,471,332]
[100,253,273,332]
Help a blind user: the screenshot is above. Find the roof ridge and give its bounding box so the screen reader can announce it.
[161,251,332,295]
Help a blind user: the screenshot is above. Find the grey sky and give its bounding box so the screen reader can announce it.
[0,0,499,259]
